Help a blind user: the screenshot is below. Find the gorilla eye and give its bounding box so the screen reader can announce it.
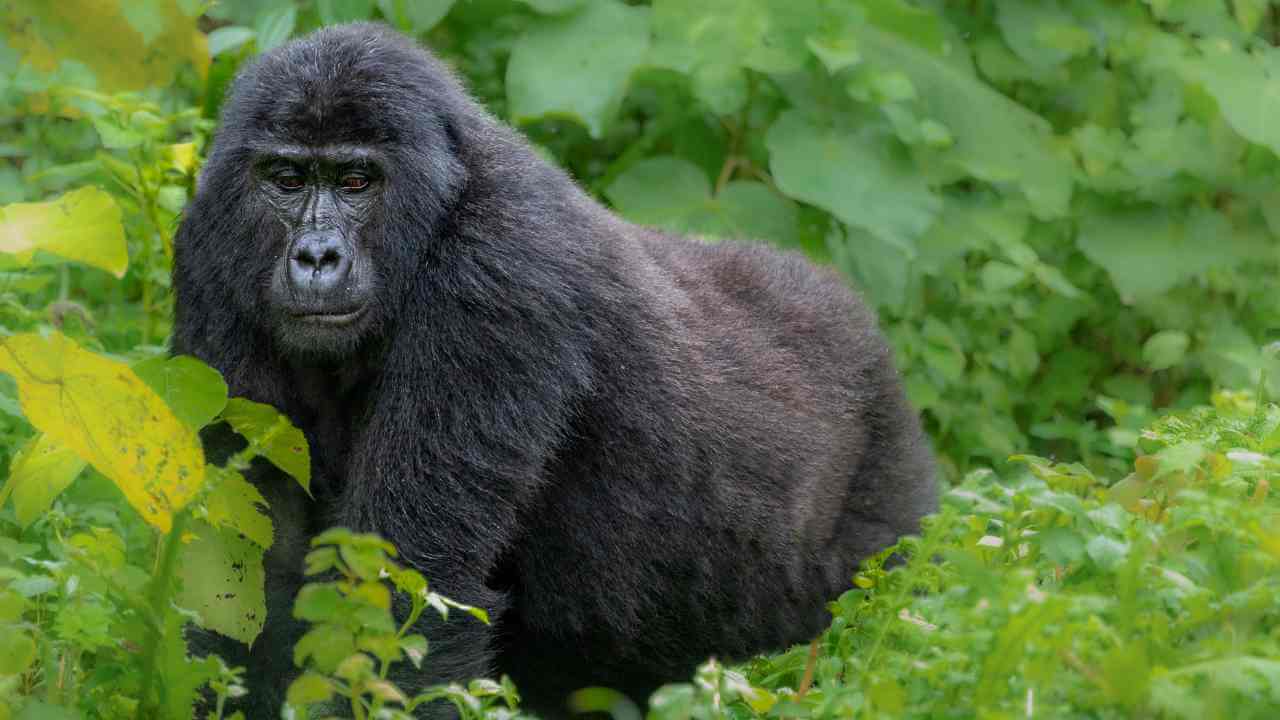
[275,172,305,191]
[341,174,370,192]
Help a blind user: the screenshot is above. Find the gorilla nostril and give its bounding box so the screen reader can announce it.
[288,235,351,292]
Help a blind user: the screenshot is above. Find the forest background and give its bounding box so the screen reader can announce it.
[0,1,1279,718]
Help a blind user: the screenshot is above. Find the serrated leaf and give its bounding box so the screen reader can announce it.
[177,520,266,645]
[0,433,86,527]
[767,110,939,248]
[508,0,649,138]
[221,398,310,493]
[205,466,273,549]
[0,187,128,277]
[133,355,228,431]
[0,333,204,532]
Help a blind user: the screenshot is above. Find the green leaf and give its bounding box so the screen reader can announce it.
[177,520,267,645]
[651,0,817,112]
[507,0,650,138]
[1181,44,1280,157]
[253,5,296,53]
[1037,526,1085,566]
[133,355,228,431]
[317,0,373,25]
[375,0,455,32]
[1143,331,1190,371]
[286,672,334,706]
[221,398,311,493]
[516,0,584,13]
[980,260,1027,292]
[605,156,800,248]
[766,110,939,248]
[0,631,36,676]
[205,466,273,549]
[1076,206,1254,301]
[1085,535,1129,571]
[0,433,86,528]
[208,26,255,58]
[293,626,356,673]
[294,584,343,623]
[0,187,128,277]
[849,23,1072,219]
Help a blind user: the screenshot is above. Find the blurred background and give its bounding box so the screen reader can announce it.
[3,2,1280,718]
[5,0,1280,483]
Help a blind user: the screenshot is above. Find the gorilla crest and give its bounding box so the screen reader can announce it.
[174,22,937,718]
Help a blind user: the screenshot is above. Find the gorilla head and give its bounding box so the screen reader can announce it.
[192,28,467,358]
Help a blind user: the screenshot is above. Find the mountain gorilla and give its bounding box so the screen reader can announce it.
[174,22,936,718]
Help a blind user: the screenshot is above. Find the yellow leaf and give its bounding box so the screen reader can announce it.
[0,187,128,277]
[162,143,198,175]
[2,0,208,100]
[0,433,86,527]
[0,333,204,532]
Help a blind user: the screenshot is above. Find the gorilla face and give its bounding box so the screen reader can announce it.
[255,144,382,357]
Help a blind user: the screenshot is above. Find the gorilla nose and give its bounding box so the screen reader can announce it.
[288,233,352,294]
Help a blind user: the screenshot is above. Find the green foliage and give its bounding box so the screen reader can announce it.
[650,392,1280,719]
[2,0,1280,717]
[284,528,517,720]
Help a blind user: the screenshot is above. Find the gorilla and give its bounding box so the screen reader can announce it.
[173,22,936,718]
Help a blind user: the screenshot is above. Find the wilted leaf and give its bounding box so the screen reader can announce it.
[177,520,266,645]
[0,333,205,532]
[0,187,128,277]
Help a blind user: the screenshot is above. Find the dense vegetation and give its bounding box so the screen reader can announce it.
[0,0,1278,717]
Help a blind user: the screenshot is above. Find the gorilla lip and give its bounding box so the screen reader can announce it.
[293,307,365,325]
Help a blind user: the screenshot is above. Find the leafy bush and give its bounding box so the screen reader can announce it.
[2,0,1280,718]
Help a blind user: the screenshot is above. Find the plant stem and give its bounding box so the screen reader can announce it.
[135,510,190,720]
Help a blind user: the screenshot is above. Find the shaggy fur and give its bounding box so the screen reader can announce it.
[174,23,937,718]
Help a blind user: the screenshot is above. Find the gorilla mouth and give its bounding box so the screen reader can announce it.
[292,306,366,326]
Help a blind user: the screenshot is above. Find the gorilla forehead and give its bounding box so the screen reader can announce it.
[221,23,458,148]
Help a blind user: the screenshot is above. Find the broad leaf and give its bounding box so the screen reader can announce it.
[222,398,311,493]
[177,520,266,645]
[0,333,204,532]
[133,355,228,431]
[0,433,86,527]
[507,0,650,138]
[0,187,128,277]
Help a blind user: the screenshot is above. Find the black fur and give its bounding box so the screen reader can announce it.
[173,23,937,718]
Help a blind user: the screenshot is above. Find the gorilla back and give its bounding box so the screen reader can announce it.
[173,22,937,717]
